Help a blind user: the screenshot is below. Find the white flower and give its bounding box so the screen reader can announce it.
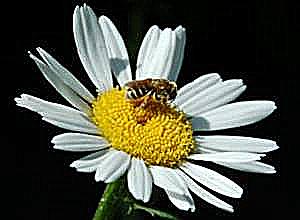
[15,4,278,213]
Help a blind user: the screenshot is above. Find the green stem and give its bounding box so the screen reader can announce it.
[92,177,132,220]
[92,176,179,220]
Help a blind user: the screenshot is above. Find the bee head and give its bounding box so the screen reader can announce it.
[153,80,177,102]
[167,81,177,101]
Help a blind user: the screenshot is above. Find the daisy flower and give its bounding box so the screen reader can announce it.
[15,4,278,214]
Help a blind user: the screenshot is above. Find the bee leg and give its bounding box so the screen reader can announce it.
[128,98,144,108]
[128,96,151,108]
[139,96,152,108]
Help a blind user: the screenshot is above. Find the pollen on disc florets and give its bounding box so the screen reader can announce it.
[91,88,195,168]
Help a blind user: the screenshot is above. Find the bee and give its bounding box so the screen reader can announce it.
[124,78,177,106]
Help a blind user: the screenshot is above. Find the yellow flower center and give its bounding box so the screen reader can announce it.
[91,88,194,168]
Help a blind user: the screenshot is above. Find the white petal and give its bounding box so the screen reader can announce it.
[42,113,96,131]
[36,47,94,103]
[165,190,195,212]
[188,152,264,163]
[51,133,109,152]
[191,101,277,131]
[168,26,186,82]
[192,146,277,174]
[180,79,246,115]
[216,161,276,174]
[99,16,132,86]
[176,169,234,212]
[53,143,105,152]
[136,25,161,80]
[15,94,79,114]
[194,135,279,153]
[73,5,112,91]
[149,166,187,195]
[42,117,97,134]
[181,162,243,198]
[175,73,222,106]
[15,94,98,134]
[95,150,130,183]
[194,147,215,154]
[147,28,175,79]
[28,52,91,113]
[127,158,152,202]
[70,149,111,171]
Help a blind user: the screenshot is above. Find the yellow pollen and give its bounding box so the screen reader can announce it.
[91,88,195,168]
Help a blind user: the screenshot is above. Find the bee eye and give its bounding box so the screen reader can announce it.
[154,93,161,101]
[160,90,168,96]
[169,90,177,101]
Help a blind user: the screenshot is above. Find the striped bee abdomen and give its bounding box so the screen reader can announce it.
[125,86,150,100]
[124,78,177,104]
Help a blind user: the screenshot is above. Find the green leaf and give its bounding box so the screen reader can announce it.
[133,203,179,220]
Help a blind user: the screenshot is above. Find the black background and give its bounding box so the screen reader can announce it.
[5,0,297,219]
